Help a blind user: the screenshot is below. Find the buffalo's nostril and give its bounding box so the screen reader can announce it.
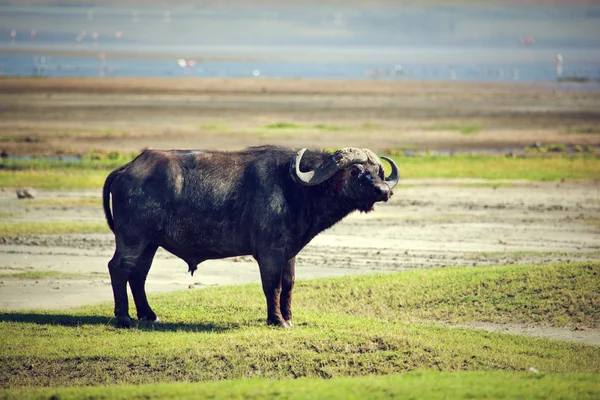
[374,184,391,200]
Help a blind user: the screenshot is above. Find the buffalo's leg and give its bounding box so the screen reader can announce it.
[280,257,295,327]
[128,244,159,322]
[108,238,151,328]
[108,252,133,328]
[257,253,287,327]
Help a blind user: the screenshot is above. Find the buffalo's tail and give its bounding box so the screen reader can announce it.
[103,166,124,232]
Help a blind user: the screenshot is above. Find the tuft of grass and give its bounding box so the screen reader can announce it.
[360,122,384,131]
[263,122,303,129]
[0,221,109,236]
[0,262,598,389]
[16,198,101,208]
[200,124,229,132]
[0,271,105,280]
[313,124,346,131]
[3,372,599,400]
[427,122,481,135]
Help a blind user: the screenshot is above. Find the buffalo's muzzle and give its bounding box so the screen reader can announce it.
[373,183,392,202]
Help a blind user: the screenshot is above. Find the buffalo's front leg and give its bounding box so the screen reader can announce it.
[257,252,288,328]
[280,257,295,327]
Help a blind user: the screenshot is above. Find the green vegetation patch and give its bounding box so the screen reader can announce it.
[3,371,599,400]
[427,122,481,135]
[298,262,600,328]
[16,198,102,208]
[0,271,103,280]
[0,262,598,389]
[1,154,599,188]
[313,124,346,131]
[201,124,229,132]
[263,122,304,129]
[388,154,600,181]
[0,221,109,236]
[0,171,108,190]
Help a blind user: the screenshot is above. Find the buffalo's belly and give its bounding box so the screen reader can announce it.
[156,224,252,264]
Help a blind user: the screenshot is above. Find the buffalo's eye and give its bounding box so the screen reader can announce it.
[350,165,365,177]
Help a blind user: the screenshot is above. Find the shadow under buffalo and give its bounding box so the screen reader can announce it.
[0,312,233,332]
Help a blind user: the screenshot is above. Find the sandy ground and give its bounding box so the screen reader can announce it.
[1,180,599,344]
[0,78,599,345]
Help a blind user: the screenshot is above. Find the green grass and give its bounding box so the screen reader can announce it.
[386,154,600,181]
[0,271,104,280]
[2,372,599,399]
[263,122,303,129]
[360,122,384,131]
[313,124,346,131]
[16,198,102,208]
[0,154,598,190]
[0,262,598,390]
[0,170,109,190]
[427,122,481,135]
[200,124,229,132]
[298,262,600,328]
[0,221,109,236]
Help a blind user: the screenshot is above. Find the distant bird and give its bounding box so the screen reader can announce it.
[520,36,535,45]
[16,188,36,199]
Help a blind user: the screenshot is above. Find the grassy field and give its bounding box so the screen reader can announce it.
[1,154,598,189]
[0,270,105,280]
[2,372,598,400]
[0,262,598,397]
[0,221,109,236]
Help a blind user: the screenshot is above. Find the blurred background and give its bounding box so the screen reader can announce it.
[1,0,600,84]
[0,0,599,157]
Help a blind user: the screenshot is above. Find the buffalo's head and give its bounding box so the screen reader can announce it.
[290,148,400,212]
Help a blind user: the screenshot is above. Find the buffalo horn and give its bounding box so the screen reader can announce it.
[381,156,400,189]
[292,148,341,186]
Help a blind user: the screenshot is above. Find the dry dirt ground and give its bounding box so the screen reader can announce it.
[1,78,599,156]
[0,78,599,345]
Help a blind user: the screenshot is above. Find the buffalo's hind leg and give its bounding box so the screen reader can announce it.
[108,238,155,328]
[108,251,133,328]
[128,244,159,323]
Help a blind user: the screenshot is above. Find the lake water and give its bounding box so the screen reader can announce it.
[1,2,599,88]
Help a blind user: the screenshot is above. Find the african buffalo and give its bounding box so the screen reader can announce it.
[103,146,399,328]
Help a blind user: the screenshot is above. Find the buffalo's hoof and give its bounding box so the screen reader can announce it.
[267,318,290,328]
[139,316,161,324]
[284,320,293,328]
[116,316,132,328]
[138,310,158,322]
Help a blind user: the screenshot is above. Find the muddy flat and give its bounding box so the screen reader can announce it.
[1,180,598,309]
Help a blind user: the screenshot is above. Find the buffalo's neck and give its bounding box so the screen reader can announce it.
[293,185,357,248]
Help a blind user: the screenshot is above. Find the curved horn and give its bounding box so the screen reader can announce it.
[291,148,341,186]
[380,156,400,189]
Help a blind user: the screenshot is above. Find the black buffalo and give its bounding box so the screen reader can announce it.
[103,146,399,328]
